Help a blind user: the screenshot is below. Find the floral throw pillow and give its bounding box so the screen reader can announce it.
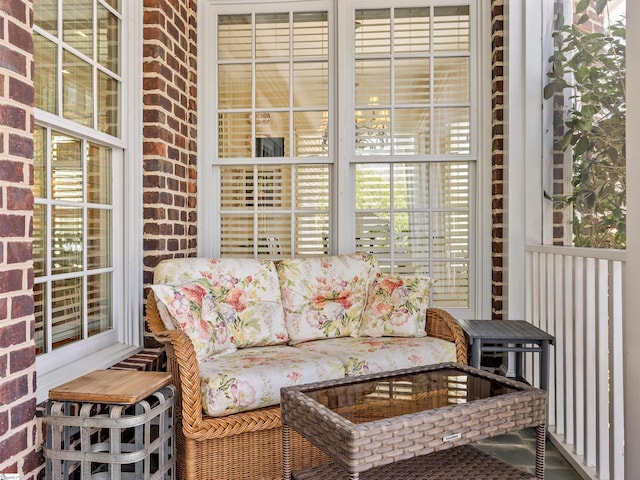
[277,253,379,344]
[151,279,236,361]
[201,259,289,348]
[358,274,435,338]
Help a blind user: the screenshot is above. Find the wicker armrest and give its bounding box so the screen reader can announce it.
[146,292,206,435]
[426,308,468,364]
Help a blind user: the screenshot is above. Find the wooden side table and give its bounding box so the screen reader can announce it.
[457,319,555,391]
[43,370,176,480]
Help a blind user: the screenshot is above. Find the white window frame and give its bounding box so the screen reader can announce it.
[198,0,492,319]
[34,1,144,403]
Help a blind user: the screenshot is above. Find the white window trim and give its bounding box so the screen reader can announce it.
[197,0,493,319]
[34,1,144,404]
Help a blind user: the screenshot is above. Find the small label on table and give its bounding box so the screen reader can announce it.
[443,432,462,442]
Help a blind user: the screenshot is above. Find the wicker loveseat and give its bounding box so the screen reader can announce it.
[146,254,467,479]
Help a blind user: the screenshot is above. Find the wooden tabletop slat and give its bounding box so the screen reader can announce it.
[48,370,172,404]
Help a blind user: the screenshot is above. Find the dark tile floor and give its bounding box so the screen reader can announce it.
[474,428,583,479]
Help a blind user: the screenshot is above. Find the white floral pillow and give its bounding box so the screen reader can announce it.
[358,274,434,338]
[151,280,236,361]
[154,258,289,349]
[277,253,379,344]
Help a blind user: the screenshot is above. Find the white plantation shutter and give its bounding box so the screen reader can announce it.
[352,3,473,308]
[207,1,479,310]
[220,164,330,258]
[216,5,331,259]
[33,128,117,353]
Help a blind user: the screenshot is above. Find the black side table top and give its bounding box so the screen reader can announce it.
[457,319,555,344]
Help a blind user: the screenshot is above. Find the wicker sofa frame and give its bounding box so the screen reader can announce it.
[146,291,468,480]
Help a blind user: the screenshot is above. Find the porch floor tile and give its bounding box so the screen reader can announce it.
[474,428,583,479]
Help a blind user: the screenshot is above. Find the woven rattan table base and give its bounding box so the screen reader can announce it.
[292,445,535,480]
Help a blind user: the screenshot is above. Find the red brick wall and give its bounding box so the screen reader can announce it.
[142,0,198,296]
[0,0,41,477]
[491,0,505,319]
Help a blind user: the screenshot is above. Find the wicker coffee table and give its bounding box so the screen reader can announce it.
[281,362,547,480]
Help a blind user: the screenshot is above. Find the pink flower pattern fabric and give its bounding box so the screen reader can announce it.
[276,253,379,344]
[293,336,456,376]
[199,346,345,417]
[152,279,236,361]
[358,274,435,337]
[153,258,289,348]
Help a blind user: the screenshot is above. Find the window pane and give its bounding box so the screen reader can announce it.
[255,112,289,157]
[293,11,328,57]
[218,113,251,157]
[394,7,429,54]
[33,125,47,198]
[87,143,112,204]
[430,261,468,307]
[394,108,429,155]
[356,60,390,106]
[433,107,470,154]
[221,166,253,209]
[63,0,93,57]
[394,163,428,209]
[431,162,469,209]
[52,132,83,201]
[434,57,469,104]
[257,214,291,257]
[432,212,469,258]
[63,49,93,127]
[33,204,47,277]
[220,164,329,258]
[395,58,430,105]
[293,62,328,108]
[34,282,47,355]
[355,107,390,155]
[394,211,429,256]
[52,206,83,274]
[218,14,252,60]
[256,63,289,108]
[355,162,469,290]
[87,208,111,269]
[433,6,470,52]
[51,276,83,349]
[220,214,254,257]
[258,165,291,209]
[355,9,390,55]
[256,12,289,58]
[218,64,251,109]
[356,212,391,255]
[34,33,58,114]
[98,70,119,136]
[87,272,112,336]
[293,111,328,157]
[34,0,58,35]
[295,164,329,209]
[296,214,329,256]
[97,3,120,74]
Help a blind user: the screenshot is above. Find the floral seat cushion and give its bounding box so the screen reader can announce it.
[277,253,379,344]
[293,336,457,376]
[154,258,289,348]
[199,345,345,417]
[358,274,435,337]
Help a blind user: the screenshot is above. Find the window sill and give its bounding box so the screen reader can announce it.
[36,343,142,404]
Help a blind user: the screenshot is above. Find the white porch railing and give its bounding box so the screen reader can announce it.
[525,245,625,480]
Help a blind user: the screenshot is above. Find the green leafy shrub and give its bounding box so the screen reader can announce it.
[544,0,626,248]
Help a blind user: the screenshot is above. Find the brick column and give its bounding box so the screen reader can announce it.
[491,0,505,319]
[0,1,41,477]
[142,0,198,291]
